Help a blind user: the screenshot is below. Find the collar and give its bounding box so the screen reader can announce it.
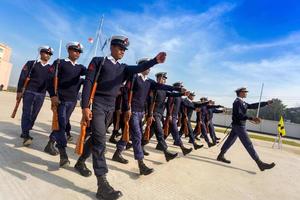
[186,97,192,103]
[38,59,49,66]
[138,73,147,81]
[107,55,118,64]
[65,58,77,66]
[237,97,245,102]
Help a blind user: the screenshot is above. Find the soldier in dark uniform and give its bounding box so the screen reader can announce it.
[207,100,224,143]
[17,46,54,146]
[149,72,187,161]
[45,42,87,167]
[166,82,193,155]
[217,87,276,171]
[75,36,167,200]
[180,92,205,149]
[112,59,185,175]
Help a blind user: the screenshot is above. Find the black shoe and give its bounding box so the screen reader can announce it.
[193,143,204,150]
[23,136,33,146]
[74,160,92,177]
[217,153,231,164]
[142,146,149,156]
[58,148,70,168]
[114,131,122,137]
[112,150,128,164]
[138,160,154,176]
[125,142,132,150]
[256,160,275,171]
[208,142,215,148]
[164,150,178,162]
[173,141,181,146]
[96,175,123,200]
[155,143,165,151]
[67,135,73,142]
[44,140,59,156]
[109,136,118,144]
[216,137,221,140]
[181,145,193,156]
[188,140,193,144]
[195,136,201,141]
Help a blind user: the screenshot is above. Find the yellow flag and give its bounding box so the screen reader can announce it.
[277,116,286,136]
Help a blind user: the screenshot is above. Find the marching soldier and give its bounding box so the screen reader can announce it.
[75,36,167,200]
[207,100,224,143]
[45,42,86,166]
[112,59,183,175]
[17,46,54,146]
[180,92,204,149]
[149,72,184,161]
[217,87,275,171]
[166,82,193,154]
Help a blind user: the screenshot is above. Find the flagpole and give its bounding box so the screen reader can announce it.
[94,15,104,57]
[256,83,264,118]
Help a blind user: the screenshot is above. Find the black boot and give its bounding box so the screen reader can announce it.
[142,146,149,156]
[109,135,118,144]
[155,143,164,151]
[96,175,123,200]
[138,160,154,175]
[58,148,70,168]
[23,136,33,147]
[44,140,59,156]
[66,133,73,142]
[180,145,193,156]
[217,153,231,164]
[164,149,178,162]
[125,142,132,150]
[255,159,275,171]
[74,158,92,177]
[112,150,128,164]
[208,142,215,148]
[193,143,204,150]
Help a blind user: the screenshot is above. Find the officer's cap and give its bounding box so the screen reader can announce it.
[136,58,150,65]
[173,81,183,87]
[189,91,196,97]
[66,42,84,53]
[38,46,54,55]
[200,97,208,102]
[111,35,130,50]
[235,87,248,94]
[155,72,167,79]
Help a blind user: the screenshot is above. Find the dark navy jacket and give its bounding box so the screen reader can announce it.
[49,59,87,102]
[232,98,268,126]
[81,57,158,108]
[17,60,52,94]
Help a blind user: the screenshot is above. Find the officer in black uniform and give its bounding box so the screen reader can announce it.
[17,46,53,146]
[217,87,276,171]
[46,42,86,167]
[75,36,167,200]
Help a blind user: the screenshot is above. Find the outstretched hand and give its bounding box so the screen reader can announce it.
[155,52,167,63]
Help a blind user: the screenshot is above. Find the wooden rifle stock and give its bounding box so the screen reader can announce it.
[114,110,121,131]
[143,91,157,141]
[122,77,135,142]
[11,77,30,118]
[51,68,60,131]
[75,53,106,156]
[163,98,174,137]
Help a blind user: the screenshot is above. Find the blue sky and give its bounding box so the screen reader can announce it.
[1,0,300,107]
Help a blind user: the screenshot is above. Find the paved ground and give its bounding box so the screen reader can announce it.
[1,91,300,200]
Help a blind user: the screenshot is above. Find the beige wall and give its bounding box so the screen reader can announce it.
[0,43,12,90]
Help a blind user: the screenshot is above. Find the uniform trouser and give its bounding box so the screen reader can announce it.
[170,116,183,146]
[79,100,114,176]
[21,91,45,138]
[117,111,144,160]
[196,123,211,144]
[151,113,168,150]
[220,125,259,161]
[66,122,71,135]
[208,121,217,143]
[50,101,76,148]
[179,118,196,144]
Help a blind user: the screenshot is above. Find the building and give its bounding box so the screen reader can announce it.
[0,43,12,90]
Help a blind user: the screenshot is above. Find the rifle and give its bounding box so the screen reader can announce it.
[194,111,202,135]
[143,91,157,142]
[122,75,136,142]
[51,40,62,131]
[11,58,39,118]
[75,57,106,155]
[183,107,189,137]
[163,97,174,137]
[177,112,182,127]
